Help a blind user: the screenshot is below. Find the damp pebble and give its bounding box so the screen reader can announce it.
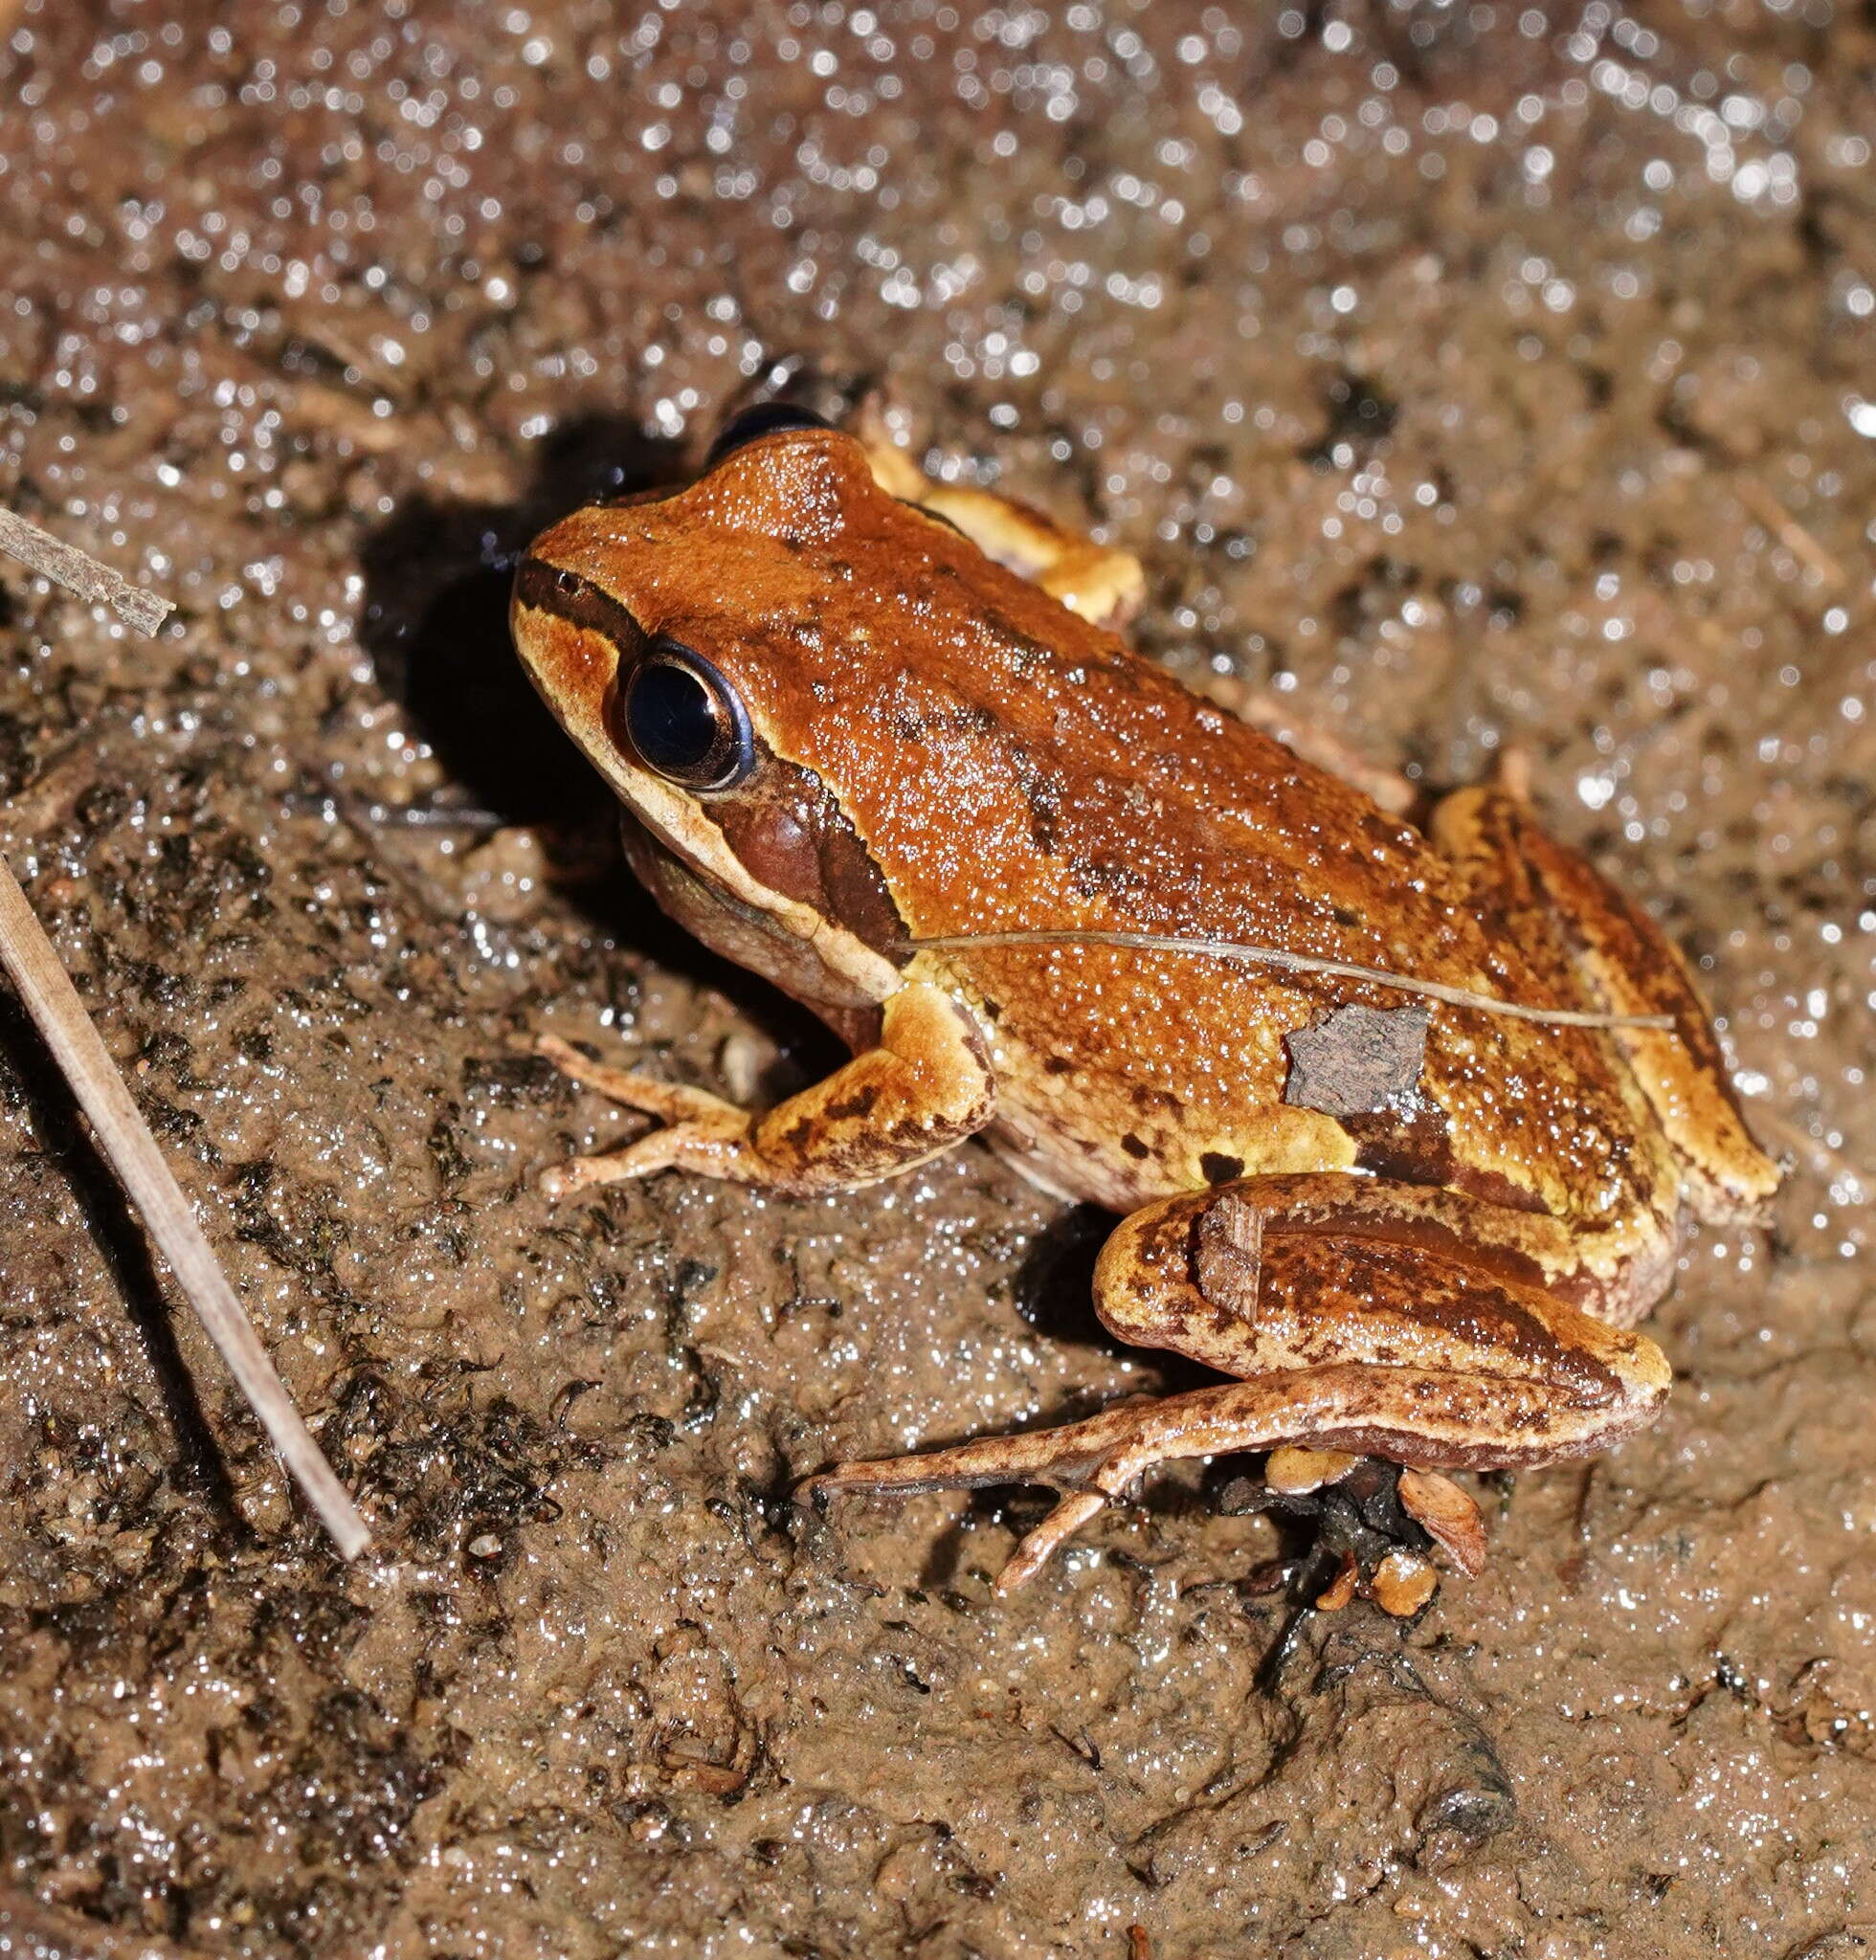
[1314,1553,1359,1611]
[1372,1550,1440,1617]
[467,1533,502,1559]
[1398,1468,1489,1576]
[1266,1445,1361,1494]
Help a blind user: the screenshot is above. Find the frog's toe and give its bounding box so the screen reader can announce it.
[993,1491,1111,1593]
[540,1110,755,1199]
[799,1397,1173,1588]
[799,1452,1117,1594]
[539,1143,660,1199]
[535,1033,744,1124]
[801,1396,1158,1505]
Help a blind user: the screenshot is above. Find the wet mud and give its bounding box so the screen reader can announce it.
[0,3,1871,1954]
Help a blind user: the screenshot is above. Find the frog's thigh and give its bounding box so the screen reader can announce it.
[1431,785,1780,1223]
[806,1174,1668,1590]
[918,486,1145,631]
[542,981,994,1198]
[1091,1175,1668,1448]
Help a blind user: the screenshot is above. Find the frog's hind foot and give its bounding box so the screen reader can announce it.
[800,1369,1535,1597]
[806,1171,1672,1593]
[802,1392,1159,1594]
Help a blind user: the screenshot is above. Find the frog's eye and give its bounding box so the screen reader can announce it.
[618,638,754,793]
[705,400,831,468]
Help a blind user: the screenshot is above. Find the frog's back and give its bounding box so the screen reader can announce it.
[853,592,1670,1244]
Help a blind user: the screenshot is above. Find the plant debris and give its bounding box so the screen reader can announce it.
[0,512,366,1561]
[0,505,175,636]
[1283,1002,1430,1116]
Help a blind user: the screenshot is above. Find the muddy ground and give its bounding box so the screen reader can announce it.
[0,2,1871,1955]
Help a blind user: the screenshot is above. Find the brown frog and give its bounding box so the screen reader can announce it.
[508,403,1779,1592]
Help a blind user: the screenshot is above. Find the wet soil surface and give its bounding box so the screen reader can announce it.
[1,3,1871,1954]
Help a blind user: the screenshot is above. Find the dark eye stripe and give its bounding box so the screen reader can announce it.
[512,556,647,653]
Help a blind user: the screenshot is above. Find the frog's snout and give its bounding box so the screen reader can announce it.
[509,544,638,742]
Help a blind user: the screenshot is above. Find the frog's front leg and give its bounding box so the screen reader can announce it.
[805,1174,1669,1591]
[537,980,994,1198]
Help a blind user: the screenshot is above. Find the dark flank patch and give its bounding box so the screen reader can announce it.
[1015,755,1062,855]
[1200,1151,1245,1186]
[823,1086,881,1123]
[1068,855,1148,899]
[1121,1132,1150,1160]
[991,614,1057,677]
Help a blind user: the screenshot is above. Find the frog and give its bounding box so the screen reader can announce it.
[507,399,1780,1594]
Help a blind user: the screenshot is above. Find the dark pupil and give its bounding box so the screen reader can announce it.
[626,660,723,777]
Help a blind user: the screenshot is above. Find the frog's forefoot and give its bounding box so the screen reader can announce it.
[534,1033,757,1196]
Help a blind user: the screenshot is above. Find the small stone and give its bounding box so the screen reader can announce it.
[1265,1445,1361,1495]
[466,1533,502,1559]
[1371,1549,1440,1616]
[1284,1003,1429,1116]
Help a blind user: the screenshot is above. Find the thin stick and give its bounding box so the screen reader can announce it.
[0,505,176,635]
[0,849,368,1558]
[0,511,363,1554]
[901,929,1676,1032]
[1736,479,1843,590]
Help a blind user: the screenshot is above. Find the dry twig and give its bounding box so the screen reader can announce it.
[1737,479,1844,590]
[0,505,176,635]
[903,929,1675,1031]
[0,859,369,1558]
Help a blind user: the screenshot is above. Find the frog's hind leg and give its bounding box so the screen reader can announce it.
[803,1173,1670,1592]
[852,398,1146,631]
[1429,781,1780,1226]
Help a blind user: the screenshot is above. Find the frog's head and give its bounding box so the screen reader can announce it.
[512,402,1159,1013]
[509,405,955,1012]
